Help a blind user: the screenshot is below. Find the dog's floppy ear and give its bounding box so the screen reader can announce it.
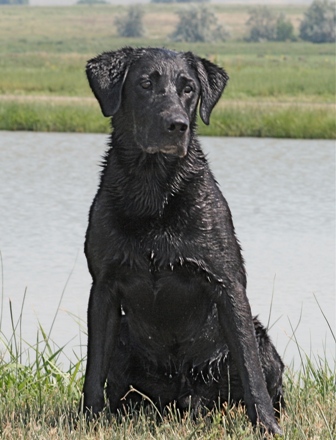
[188,54,229,125]
[86,48,135,117]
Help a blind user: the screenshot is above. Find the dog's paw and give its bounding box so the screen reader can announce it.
[79,394,105,420]
[257,406,283,436]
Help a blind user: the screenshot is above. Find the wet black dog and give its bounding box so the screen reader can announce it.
[82,47,284,435]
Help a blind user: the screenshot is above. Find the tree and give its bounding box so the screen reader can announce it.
[246,6,277,42]
[246,6,295,42]
[275,13,296,41]
[171,6,230,42]
[115,5,145,38]
[299,0,335,43]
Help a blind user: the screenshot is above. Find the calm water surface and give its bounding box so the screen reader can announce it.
[0,131,335,367]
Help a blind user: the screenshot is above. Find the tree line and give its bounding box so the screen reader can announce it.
[0,0,28,4]
[1,0,334,44]
[115,0,335,44]
[76,0,209,3]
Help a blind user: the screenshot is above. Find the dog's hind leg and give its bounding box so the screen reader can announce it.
[253,317,285,414]
[193,318,284,419]
[216,280,282,434]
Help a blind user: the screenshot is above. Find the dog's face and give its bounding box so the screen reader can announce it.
[86,48,228,157]
[120,51,200,157]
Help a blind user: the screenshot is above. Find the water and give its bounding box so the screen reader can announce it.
[0,131,335,368]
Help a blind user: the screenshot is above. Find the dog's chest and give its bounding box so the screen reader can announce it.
[119,265,221,362]
[111,213,210,273]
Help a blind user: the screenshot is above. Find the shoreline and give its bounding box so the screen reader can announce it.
[1,99,334,139]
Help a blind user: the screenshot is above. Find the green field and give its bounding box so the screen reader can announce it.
[0,4,335,138]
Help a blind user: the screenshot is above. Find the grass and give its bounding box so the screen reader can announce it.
[0,100,110,133]
[1,48,334,101]
[1,100,334,139]
[0,287,335,439]
[0,5,335,137]
[204,105,336,139]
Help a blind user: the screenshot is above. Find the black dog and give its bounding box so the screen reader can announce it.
[82,47,284,435]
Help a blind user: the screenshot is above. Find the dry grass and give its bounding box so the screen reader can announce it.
[0,4,308,44]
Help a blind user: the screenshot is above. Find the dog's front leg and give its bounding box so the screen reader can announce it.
[82,280,121,416]
[217,280,282,435]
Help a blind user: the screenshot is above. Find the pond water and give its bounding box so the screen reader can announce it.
[0,131,335,369]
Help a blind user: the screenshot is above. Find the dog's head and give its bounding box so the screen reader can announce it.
[86,47,228,157]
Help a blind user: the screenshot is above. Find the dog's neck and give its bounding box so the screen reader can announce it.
[101,132,205,220]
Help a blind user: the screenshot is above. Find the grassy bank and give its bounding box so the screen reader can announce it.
[0,287,335,439]
[1,99,334,139]
[0,5,335,137]
[0,322,335,439]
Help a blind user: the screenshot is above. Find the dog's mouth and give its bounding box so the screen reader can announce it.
[161,144,188,158]
[144,144,188,158]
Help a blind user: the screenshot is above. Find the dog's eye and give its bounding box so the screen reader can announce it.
[184,85,193,94]
[140,80,152,90]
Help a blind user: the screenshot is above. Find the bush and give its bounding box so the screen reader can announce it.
[246,6,277,42]
[246,6,295,42]
[275,13,296,41]
[171,6,230,42]
[115,5,145,38]
[299,0,335,43]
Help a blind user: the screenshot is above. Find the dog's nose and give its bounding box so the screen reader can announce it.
[166,117,189,134]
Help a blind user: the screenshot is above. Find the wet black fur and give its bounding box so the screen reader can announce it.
[82,47,284,435]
